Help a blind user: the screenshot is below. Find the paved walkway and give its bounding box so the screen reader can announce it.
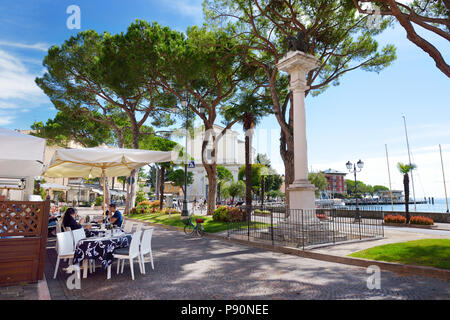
[43,225,450,300]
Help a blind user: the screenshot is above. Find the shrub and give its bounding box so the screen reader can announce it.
[213,206,247,222]
[227,207,247,222]
[255,209,271,215]
[213,206,228,222]
[410,216,434,225]
[94,196,103,207]
[158,208,180,215]
[135,191,147,206]
[316,213,329,220]
[130,207,138,215]
[384,215,407,224]
[138,201,153,207]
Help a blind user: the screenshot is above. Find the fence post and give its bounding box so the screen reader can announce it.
[358,209,362,240]
[301,209,305,250]
[270,208,274,246]
[247,206,250,241]
[332,208,336,244]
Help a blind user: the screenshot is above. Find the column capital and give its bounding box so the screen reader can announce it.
[276,51,320,75]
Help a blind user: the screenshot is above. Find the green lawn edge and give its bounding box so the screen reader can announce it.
[127,213,271,233]
[349,239,450,270]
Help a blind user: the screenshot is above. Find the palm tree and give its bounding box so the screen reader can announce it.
[222,92,271,214]
[397,162,417,223]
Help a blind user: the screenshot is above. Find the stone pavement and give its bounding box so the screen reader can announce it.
[42,225,450,300]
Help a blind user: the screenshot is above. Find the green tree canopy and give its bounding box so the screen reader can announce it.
[31,109,113,147]
[205,0,397,207]
[221,180,245,202]
[308,172,329,197]
[167,169,194,194]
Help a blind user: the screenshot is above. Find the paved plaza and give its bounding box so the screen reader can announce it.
[44,225,450,300]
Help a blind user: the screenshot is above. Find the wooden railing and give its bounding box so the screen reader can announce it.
[0,200,49,286]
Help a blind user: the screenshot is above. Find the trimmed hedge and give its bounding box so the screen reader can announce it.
[213,206,248,222]
[384,214,407,224]
[410,216,434,225]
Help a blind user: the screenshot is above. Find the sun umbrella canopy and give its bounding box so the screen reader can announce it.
[43,147,177,178]
[40,183,69,191]
[0,128,46,178]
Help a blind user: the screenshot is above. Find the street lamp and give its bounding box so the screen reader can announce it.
[346,159,364,222]
[179,96,190,220]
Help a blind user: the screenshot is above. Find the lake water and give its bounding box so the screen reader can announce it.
[346,198,450,213]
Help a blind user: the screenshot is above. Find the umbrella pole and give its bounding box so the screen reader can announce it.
[102,169,106,219]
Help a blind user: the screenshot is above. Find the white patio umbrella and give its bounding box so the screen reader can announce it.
[0,128,46,178]
[40,183,69,191]
[43,147,177,216]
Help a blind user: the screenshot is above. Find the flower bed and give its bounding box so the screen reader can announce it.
[315,213,329,221]
[213,206,248,222]
[384,214,407,224]
[410,216,434,225]
[383,214,436,228]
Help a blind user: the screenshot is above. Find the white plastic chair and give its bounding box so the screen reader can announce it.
[108,231,143,280]
[140,228,154,274]
[53,231,75,279]
[123,220,134,233]
[135,223,143,232]
[71,228,86,246]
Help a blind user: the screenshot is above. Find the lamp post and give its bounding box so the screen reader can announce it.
[180,96,190,220]
[346,159,364,222]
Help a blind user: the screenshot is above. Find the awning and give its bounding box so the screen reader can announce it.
[40,183,69,191]
[43,147,177,178]
[0,128,46,178]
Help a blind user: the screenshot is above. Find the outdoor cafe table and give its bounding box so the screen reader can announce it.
[73,230,132,278]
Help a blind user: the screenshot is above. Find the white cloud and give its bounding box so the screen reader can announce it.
[0,115,15,126]
[0,49,46,102]
[0,40,49,52]
[164,0,203,21]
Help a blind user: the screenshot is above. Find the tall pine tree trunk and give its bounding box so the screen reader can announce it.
[243,117,254,216]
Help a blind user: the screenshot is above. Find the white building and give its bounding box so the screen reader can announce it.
[183,125,255,201]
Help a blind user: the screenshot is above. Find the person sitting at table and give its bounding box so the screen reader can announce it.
[105,203,123,228]
[62,208,92,231]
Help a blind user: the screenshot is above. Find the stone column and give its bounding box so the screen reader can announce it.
[276,51,319,222]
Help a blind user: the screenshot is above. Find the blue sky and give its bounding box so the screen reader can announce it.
[0,0,449,198]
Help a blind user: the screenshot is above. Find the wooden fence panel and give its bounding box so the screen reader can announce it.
[0,200,49,286]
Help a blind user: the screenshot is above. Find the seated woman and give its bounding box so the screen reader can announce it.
[62,208,92,231]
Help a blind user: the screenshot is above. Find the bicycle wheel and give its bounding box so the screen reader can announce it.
[196,224,205,237]
[184,223,195,235]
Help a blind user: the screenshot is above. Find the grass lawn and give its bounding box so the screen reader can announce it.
[127,213,271,234]
[349,239,450,270]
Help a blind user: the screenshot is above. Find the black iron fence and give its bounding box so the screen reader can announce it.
[227,206,384,250]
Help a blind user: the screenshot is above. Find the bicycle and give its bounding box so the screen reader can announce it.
[182,217,205,237]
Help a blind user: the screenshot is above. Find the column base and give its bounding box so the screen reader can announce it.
[287,180,316,209]
[287,180,317,224]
